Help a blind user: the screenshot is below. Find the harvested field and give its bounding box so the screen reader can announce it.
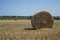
[0,20,60,40]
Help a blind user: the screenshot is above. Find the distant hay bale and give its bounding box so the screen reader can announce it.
[31,11,54,29]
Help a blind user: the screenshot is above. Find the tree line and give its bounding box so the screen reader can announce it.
[0,16,60,20]
[0,16,32,20]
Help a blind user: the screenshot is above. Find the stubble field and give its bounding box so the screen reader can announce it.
[0,20,60,40]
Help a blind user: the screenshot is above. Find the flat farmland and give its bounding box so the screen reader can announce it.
[0,20,60,40]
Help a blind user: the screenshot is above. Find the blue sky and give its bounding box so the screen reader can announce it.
[0,0,60,16]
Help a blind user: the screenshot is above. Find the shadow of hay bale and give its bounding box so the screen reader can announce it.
[24,28,37,30]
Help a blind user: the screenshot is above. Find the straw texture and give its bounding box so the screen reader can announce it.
[31,11,54,29]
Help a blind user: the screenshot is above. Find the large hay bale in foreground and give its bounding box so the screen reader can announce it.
[31,11,54,29]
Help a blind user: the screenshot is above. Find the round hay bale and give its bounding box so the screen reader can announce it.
[31,11,54,29]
